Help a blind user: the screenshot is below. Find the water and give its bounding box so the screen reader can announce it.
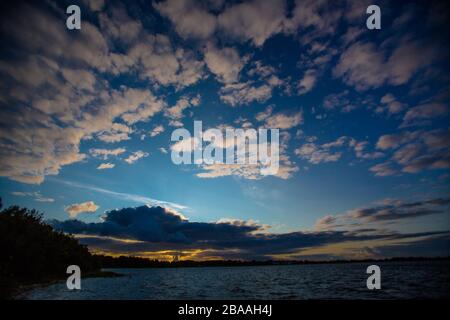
[20,260,450,299]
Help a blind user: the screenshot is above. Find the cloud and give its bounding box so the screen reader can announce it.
[99,6,143,44]
[55,180,187,211]
[347,197,450,223]
[50,204,450,260]
[372,129,450,175]
[401,103,449,127]
[164,95,200,123]
[90,148,126,160]
[204,42,245,84]
[297,69,317,95]
[296,136,383,164]
[11,191,55,203]
[65,201,99,219]
[220,82,273,106]
[315,215,338,230]
[322,90,355,113]
[124,151,149,164]
[369,162,398,177]
[83,0,105,12]
[284,0,343,37]
[333,39,437,90]
[150,125,165,137]
[219,61,283,107]
[217,0,286,46]
[376,131,421,150]
[97,163,115,170]
[377,93,406,115]
[295,136,346,164]
[155,0,285,46]
[195,130,298,180]
[315,197,450,232]
[154,0,217,40]
[263,112,303,129]
[255,105,274,122]
[97,123,133,143]
[349,139,384,160]
[123,33,205,88]
[0,2,169,184]
[118,89,166,125]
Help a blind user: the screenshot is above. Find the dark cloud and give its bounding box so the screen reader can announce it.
[50,205,261,244]
[341,197,450,223]
[49,205,450,259]
[372,129,450,176]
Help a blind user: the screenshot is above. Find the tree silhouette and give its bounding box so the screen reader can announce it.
[0,204,100,298]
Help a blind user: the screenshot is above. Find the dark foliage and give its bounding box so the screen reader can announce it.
[0,204,100,298]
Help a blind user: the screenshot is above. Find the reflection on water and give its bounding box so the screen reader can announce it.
[21,260,450,299]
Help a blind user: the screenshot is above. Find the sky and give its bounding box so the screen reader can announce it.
[0,0,449,261]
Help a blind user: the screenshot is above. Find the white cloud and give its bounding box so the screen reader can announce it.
[196,130,298,180]
[57,179,188,211]
[155,0,286,46]
[378,93,406,115]
[255,105,273,122]
[97,163,115,170]
[0,4,205,184]
[376,131,421,150]
[263,112,303,129]
[297,69,317,95]
[219,61,283,106]
[150,125,165,137]
[369,162,398,177]
[90,148,126,160]
[372,128,450,176]
[220,82,273,106]
[99,6,142,44]
[295,136,382,164]
[65,201,99,219]
[11,191,54,202]
[401,103,449,127]
[284,0,343,37]
[97,123,133,143]
[125,34,205,88]
[322,90,356,113]
[83,0,105,12]
[124,151,149,164]
[204,42,244,84]
[165,95,200,121]
[218,0,286,46]
[295,142,342,164]
[334,39,437,90]
[155,0,217,39]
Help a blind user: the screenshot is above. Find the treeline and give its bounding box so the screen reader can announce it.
[0,204,100,299]
[95,255,298,268]
[95,254,450,269]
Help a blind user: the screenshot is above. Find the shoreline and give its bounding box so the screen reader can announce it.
[96,256,450,269]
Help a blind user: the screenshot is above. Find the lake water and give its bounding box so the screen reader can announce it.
[20,260,450,299]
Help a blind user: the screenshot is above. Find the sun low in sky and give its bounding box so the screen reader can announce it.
[0,0,449,261]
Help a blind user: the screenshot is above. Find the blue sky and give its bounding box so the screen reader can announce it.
[0,0,449,260]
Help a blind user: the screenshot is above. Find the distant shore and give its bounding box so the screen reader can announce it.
[96,254,450,269]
